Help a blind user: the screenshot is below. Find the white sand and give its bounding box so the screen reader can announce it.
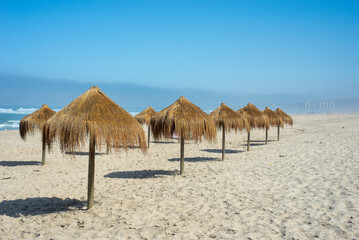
[0,114,358,239]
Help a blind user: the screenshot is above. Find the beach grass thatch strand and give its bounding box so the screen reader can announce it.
[209,103,249,160]
[262,107,284,144]
[43,86,147,209]
[275,108,294,141]
[238,103,270,151]
[135,106,157,148]
[150,96,216,174]
[19,104,56,165]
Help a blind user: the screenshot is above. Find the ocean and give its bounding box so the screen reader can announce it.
[0,107,37,130]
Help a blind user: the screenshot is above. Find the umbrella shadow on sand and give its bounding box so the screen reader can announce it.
[0,161,40,167]
[168,157,219,162]
[241,142,267,147]
[0,197,85,218]
[201,149,244,154]
[250,140,275,143]
[104,170,178,179]
[65,151,106,156]
[151,141,177,144]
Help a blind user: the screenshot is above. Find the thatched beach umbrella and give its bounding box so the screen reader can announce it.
[150,96,216,174]
[209,103,249,160]
[275,108,293,141]
[43,86,147,209]
[262,107,284,144]
[135,106,157,148]
[19,104,56,165]
[238,103,269,151]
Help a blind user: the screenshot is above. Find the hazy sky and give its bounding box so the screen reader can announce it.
[1,0,358,98]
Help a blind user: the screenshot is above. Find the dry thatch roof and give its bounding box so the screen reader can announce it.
[238,103,270,129]
[134,106,157,126]
[20,104,56,140]
[209,103,249,132]
[150,96,216,141]
[43,86,147,153]
[275,108,293,126]
[263,107,284,128]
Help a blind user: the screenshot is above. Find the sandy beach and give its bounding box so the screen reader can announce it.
[0,113,358,240]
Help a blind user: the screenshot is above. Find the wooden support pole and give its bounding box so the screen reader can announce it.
[180,130,185,175]
[222,124,225,161]
[41,143,46,165]
[148,125,151,148]
[87,135,96,209]
[265,128,268,145]
[247,132,250,151]
[277,126,280,141]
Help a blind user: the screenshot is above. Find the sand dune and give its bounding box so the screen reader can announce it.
[0,114,358,239]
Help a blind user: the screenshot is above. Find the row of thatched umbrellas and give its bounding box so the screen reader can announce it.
[137,101,292,161]
[19,86,293,209]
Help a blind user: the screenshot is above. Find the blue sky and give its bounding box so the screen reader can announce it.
[0,0,358,100]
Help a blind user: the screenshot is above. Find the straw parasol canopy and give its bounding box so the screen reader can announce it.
[274,108,293,141]
[151,96,216,142]
[43,86,147,209]
[238,103,269,151]
[19,104,56,165]
[43,86,147,153]
[20,104,56,140]
[209,103,249,133]
[263,107,284,128]
[238,103,269,129]
[135,106,157,148]
[275,108,293,126]
[135,106,157,126]
[150,96,216,174]
[209,103,249,160]
[262,107,284,144]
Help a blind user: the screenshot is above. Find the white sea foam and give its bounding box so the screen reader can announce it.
[8,120,20,123]
[0,122,19,129]
[0,108,38,114]
[0,107,62,115]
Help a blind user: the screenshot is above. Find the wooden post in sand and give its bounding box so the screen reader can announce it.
[147,125,151,148]
[265,128,268,145]
[247,132,250,151]
[222,124,225,161]
[87,135,96,209]
[277,125,280,141]
[180,130,185,175]
[41,143,46,165]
